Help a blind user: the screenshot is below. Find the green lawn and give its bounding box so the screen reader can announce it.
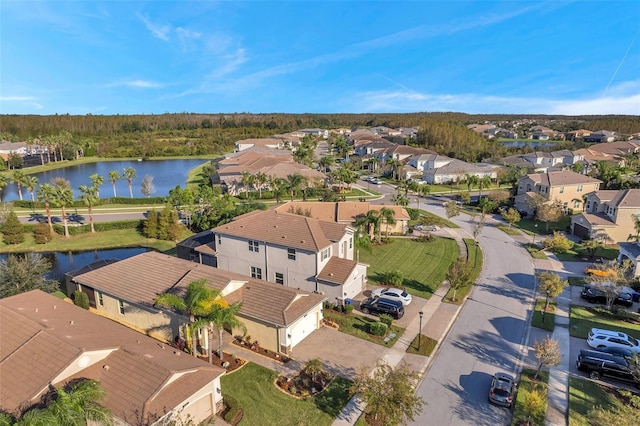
[517,217,572,236]
[443,239,482,304]
[413,210,459,229]
[406,334,437,356]
[323,309,404,346]
[531,299,556,331]
[553,244,619,262]
[569,305,640,339]
[220,363,353,426]
[496,224,521,235]
[512,369,549,426]
[568,376,618,426]
[525,244,548,259]
[568,276,587,286]
[359,237,459,299]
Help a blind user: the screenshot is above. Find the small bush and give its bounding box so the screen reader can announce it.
[379,314,393,327]
[369,321,387,336]
[542,231,574,253]
[222,395,242,424]
[2,210,25,244]
[33,223,53,244]
[73,290,90,310]
[344,304,354,314]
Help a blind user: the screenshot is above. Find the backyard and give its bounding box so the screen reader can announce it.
[358,237,459,300]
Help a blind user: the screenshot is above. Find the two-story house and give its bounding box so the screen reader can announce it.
[514,170,602,215]
[408,153,498,184]
[571,189,640,243]
[187,209,368,302]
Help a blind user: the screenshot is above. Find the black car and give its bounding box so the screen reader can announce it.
[595,346,637,361]
[580,285,634,307]
[360,297,405,319]
[576,350,639,387]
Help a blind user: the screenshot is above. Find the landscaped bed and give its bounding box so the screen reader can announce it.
[323,309,404,346]
[220,362,353,426]
[568,376,639,426]
[532,299,556,331]
[512,369,549,426]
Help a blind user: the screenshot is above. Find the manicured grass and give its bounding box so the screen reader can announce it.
[496,224,521,235]
[568,376,618,426]
[220,362,353,426]
[323,310,404,346]
[531,299,556,331]
[415,210,459,229]
[512,369,549,426]
[569,305,640,339]
[517,217,572,236]
[406,334,437,356]
[0,228,180,253]
[359,237,459,299]
[526,244,548,259]
[553,244,619,262]
[568,276,587,286]
[443,239,482,304]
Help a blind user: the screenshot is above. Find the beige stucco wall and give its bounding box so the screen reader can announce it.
[548,183,599,211]
[154,376,222,425]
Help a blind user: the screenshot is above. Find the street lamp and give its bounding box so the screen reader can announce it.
[532,223,538,247]
[545,289,550,313]
[418,311,424,351]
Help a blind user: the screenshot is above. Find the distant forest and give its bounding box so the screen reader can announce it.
[1,113,639,162]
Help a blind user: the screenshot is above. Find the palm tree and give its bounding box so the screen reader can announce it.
[0,175,8,202]
[50,178,74,238]
[380,207,396,238]
[36,183,56,231]
[270,177,287,204]
[122,167,137,198]
[10,169,26,201]
[44,379,113,426]
[108,170,120,197]
[477,175,492,199]
[304,358,324,383]
[318,155,334,173]
[89,173,104,198]
[255,172,268,199]
[367,157,380,176]
[386,158,402,181]
[78,184,99,233]
[155,279,221,357]
[356,209,383,243]
[240,171,254,198]
[464,174,479,195]
[25,176,39,202]
[628,216,640,242]
[207,302,246,363]
[286,173,306,201]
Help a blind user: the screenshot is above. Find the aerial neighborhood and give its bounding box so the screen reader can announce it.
[1,114,640,425]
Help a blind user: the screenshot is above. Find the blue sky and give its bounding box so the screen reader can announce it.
[1,1,639,115]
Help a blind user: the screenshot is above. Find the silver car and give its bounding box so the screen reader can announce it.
[488,372,517,408]
[371,287,412,305]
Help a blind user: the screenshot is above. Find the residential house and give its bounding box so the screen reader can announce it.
[273,201,410,236]
[408,153,498,184]
[234,137,287,152]
[67,251,325,355]
[619,241,640,278]
[294,128,329,139]
[571,189,640,243]
[565,129,592,141]
[182,208,368,303]
[501,150,584,173]
[514,170,602,215]
[584,130,616,143]
[0,290,226,425]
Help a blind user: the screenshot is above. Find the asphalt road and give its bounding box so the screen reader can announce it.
[18,209,146,225]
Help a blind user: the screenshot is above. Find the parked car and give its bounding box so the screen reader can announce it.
[488,372,517,407]
[576,349,640,387]
[584,266,617,278]
[414,224,439,232]
[587,328,640,352]
[580,284,634,307]
[360,297,405,319]
[371,287,412,305]
[595,346,637,361]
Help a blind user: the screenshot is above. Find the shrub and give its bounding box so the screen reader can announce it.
[369,321,387,336]
[344,304,354,314]
[379,314,393,327]
[323,301,332,310]
[2,210,25,244]
[222,395,242,424]
[73,290,90,310]
[541,231,574,253]
[33,223,53,244]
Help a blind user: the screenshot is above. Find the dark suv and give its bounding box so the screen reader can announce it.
[360,297,404,319]
[580,285,633,307]
[576,350,639,387]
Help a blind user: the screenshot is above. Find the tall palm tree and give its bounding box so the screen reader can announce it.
[271,177,287,204]
[10,169,26,201]
[50,178,74,238]
[89,173,104,198]
[25,176,39,202]
[122,167,137,198]
[628,216,640,242]
[367,157,380,176]
[240,171,254,198]
[78,184,99,233]
[255,172,268,199]
[385,158,401,181]
[380,207,396,238]
[36,183,56,231]
[207,302,246,363]
[108,170,120,197]
[464,174,479,195]
[44,379,113,426]
[477,175,492,199]
[286,173,306,201]
[355,209,383,243]
[155,279,221,357]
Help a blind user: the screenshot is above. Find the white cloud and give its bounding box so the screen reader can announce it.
[0,96,38,102]
[106,79,165,89]
[206,48,247,79]
[0,96,43,112]
[138,13,171,41]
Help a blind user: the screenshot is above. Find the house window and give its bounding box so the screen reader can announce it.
[118,300,125,315]
[573,200,581,209]
[577,185,583,192]
[321,247,330,261]
[217,234,221,245]
[275,272,284,285]
[586,201,591,210]
[559,187,564,194]
[287,248,296,260]
[250,266,262,279]
[349,238,353,249]
[248,240,259,252]
[97,292,104,306]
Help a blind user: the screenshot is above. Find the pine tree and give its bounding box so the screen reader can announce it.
[34,222,53,244]
[167,209,181,241]
[2,210,25,245]
[143,209,159,238]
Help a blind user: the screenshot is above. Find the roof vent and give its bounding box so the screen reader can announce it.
[301,240,305,244]
[35,308,38,313]
[174,351,181,356]
[69,320,74,325]
[329,273,334,277]
[103,365,110,370]
[53,305,57,309]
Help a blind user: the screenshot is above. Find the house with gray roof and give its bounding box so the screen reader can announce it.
[408,153,498,184]
[571,189,640,243]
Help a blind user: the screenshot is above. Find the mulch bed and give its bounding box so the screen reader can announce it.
[276,369,334,398]
[231,338,291,363]
[196,351,245,373]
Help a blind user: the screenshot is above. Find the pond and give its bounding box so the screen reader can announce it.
[500,141,559,148]
[0,247,148,282]
[1,158,211,201]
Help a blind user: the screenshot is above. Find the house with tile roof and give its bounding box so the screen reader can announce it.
[500,150,585,173]
[584,130,616,143]
[514,170,602,215]
[408,153,498,184]
[571,189,640,243]
[179,208,368,303]
[66,251,325,355]
[0,290,226,425]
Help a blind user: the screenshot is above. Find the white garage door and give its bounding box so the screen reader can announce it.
[290,311,318,348]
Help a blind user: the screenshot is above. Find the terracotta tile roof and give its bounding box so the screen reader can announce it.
[527,170,602,187]
[0,290,224,421]
[213,209,347,252]
[317,257,359,285]
[273,201,410,223]
[72,251,324,327]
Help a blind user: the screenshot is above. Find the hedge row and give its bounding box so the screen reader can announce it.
[51,220,141,236]
[11,196,167,209]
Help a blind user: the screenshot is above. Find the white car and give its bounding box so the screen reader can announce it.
[371,287,412,305]
[587,328,640,352]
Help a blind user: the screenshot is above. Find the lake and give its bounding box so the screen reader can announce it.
[1,158,211,201]
[0,247,148,282]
